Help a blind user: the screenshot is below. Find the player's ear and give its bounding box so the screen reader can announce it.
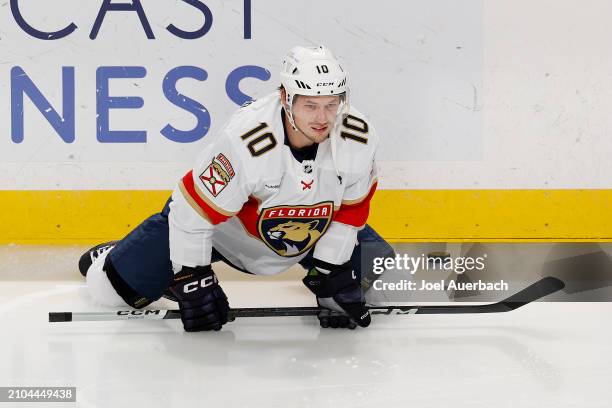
[279,87,287,109]
[308,220,319,230]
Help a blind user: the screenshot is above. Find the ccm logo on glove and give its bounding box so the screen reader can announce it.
[183,275,217,293]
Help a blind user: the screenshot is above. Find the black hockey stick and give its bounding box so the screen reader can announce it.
[49,277,564,323]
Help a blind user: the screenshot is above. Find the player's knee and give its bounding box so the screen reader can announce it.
[86,256,154,309]
[103,258,155,309]
[85,256,127,307]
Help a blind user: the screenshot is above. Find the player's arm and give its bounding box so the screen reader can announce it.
[167,191,228,332]
[303,159,378,329]
[168,134,252,332]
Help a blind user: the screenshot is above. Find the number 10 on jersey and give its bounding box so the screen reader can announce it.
[240,122,278,157]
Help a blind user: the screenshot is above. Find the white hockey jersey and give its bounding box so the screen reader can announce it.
[168,92,379,276]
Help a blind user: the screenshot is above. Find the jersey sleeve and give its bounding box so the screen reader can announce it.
[177,132,253,225]
[313,221,359,265]
[333,160,378,228]
[331,108,380,229]
[313,160,378,265]
[168,190,214,267]
[315,111,380,265]
[169,129,254,267]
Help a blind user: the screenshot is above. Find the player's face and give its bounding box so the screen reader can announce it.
[291,95,341,143]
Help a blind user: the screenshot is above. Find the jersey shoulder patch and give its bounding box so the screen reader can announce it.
[197,153,236,197]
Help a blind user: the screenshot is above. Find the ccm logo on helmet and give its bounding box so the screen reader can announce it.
[317,82,335,86]
[184,275,217,293]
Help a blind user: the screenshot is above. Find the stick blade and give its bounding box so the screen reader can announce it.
[499,276,565,311]
[410,276,565,314]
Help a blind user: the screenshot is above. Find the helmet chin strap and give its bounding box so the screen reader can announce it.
[285,92,298,130]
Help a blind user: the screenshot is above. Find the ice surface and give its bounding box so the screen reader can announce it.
[0,246,611,407]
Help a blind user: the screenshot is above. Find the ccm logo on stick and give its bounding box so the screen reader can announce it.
[117,310,160,316]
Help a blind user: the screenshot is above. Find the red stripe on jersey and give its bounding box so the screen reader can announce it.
[181,171,231,225]
[236,196,261,240]
[333,182,378,228]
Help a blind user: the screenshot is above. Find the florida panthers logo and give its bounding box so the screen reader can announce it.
[268,220,322,251]
[258,202,333,257]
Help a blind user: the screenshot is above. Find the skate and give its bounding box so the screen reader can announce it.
[78,241,118,277]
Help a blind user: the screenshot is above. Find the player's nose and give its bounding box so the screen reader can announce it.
[314,108,326,122]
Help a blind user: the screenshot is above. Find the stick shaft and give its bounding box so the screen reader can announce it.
[49,277,564,323]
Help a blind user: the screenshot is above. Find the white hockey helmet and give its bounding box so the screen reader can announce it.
[280,45,349,128]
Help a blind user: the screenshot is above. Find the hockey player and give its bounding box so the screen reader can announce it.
[79,45,394,332]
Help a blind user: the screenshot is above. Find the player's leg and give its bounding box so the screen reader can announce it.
[81,198,176,308]
[351,224,396,290]
[81,197,228,308]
